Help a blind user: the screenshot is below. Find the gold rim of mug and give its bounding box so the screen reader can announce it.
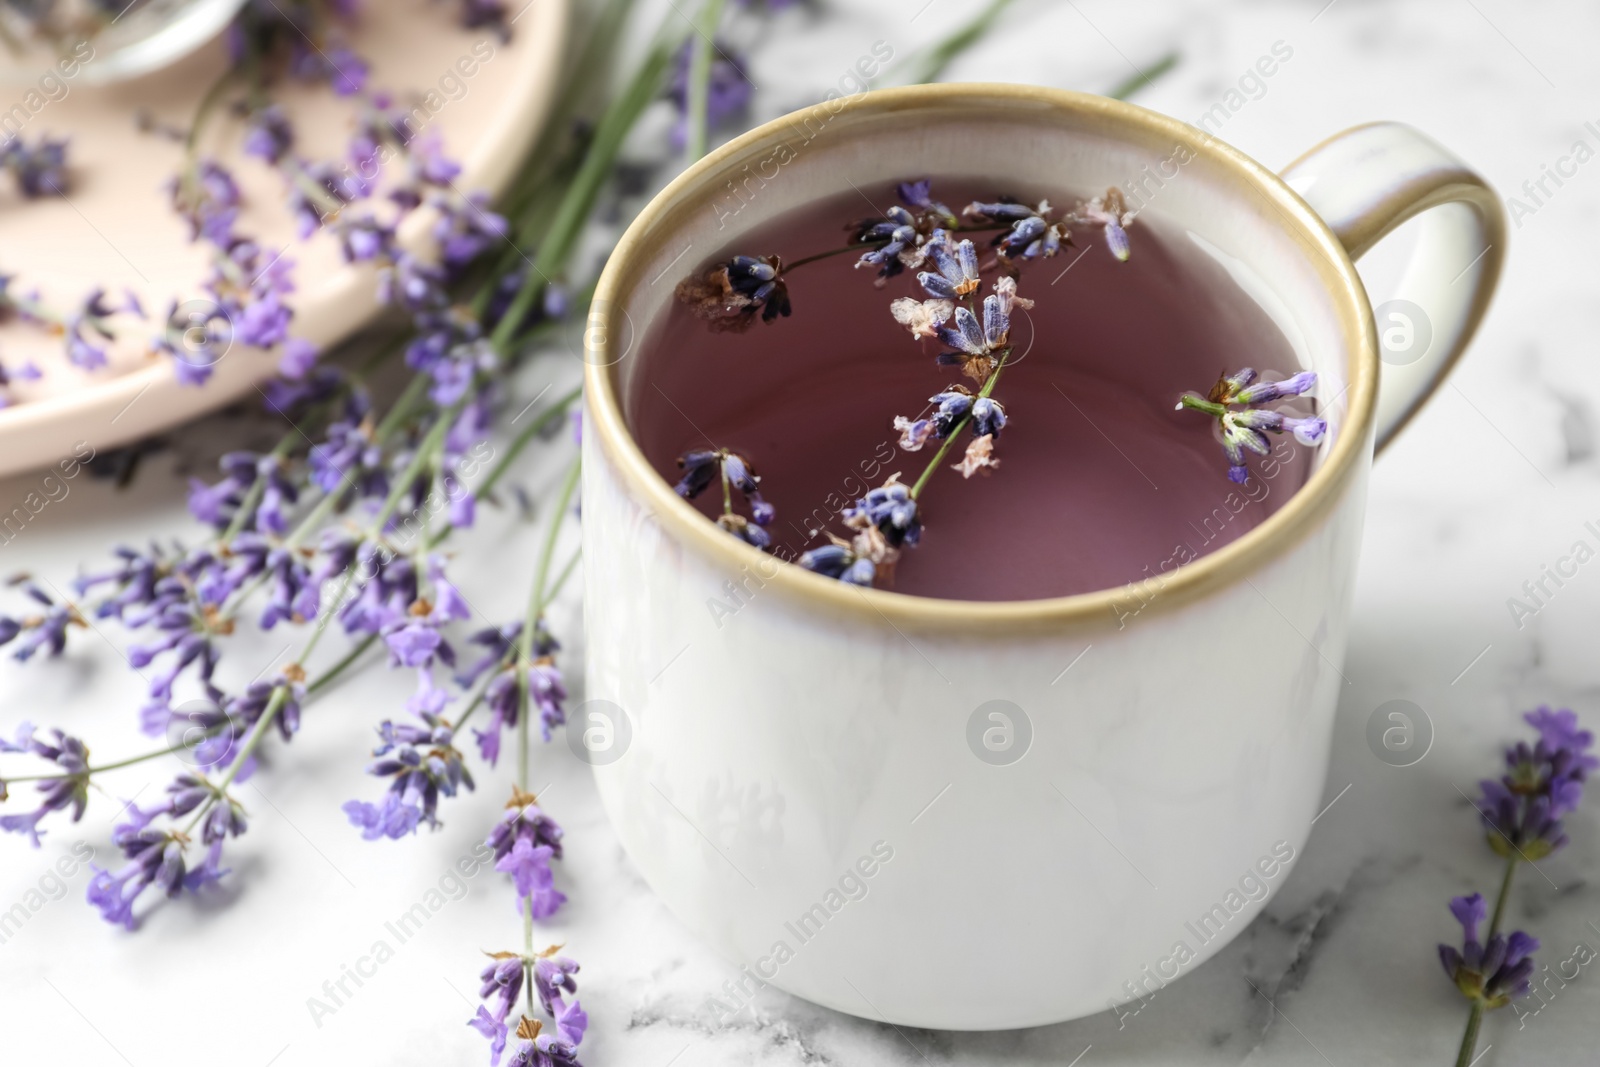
[583,82,1378,635]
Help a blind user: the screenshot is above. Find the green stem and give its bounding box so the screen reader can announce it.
[494,0,638,225]
[219,373,434,620]
[490,36,680,352]
[684,0,728,162]
[453,547,581,734]
[3,628,378,788]
[547,548,582,607]
[784,243,880,271]
[294,568,359,673]
[508,280,599,352]
[909,353,1008,499]
[517,457,582,788]
[220,433,300,545]
[1104,51,1181,101]
[306,633,379,695]
[900,0,1017,85]
[372,372,433,443]
[217,482,350,626]
[182,559,361,835]
[421,384,583,552]
[1177,394,1228,419]
[370,399,469,534]
[1454,856,1518,1067]
[1488,854,1517,937]
[183,67,240,170]
[450,668,498,733]
[1454,1004,1484,1067]
[3,733,220,784]
[181,685,288,835]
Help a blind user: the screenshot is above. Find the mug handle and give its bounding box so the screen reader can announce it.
[1279,122,1506,453]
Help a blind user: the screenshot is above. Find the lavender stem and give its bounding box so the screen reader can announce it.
[517,456,581,789]
[684,0,728,162]
[909,351,1009,499]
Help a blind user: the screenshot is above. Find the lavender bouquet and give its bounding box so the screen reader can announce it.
[0,1,1053,1063]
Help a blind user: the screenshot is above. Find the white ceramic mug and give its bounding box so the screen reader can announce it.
[580,84,1503,1030]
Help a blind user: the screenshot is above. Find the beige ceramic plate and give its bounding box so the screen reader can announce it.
[0,0,566,474]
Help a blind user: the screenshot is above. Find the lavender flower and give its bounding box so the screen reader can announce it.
[675,255,790,331]
[504,1022,583,1067]
[533,951,581,1016]
[521,655,568,735]
[0,134,69,197]
[434,194,510,269]
[966,197,1073,260]
[0,725,91,845]
[855,206,924,277]
[84,771,244,927]
[933,274,1030,383]
[898,179,955,224]
[0,581,84,662]
[243,104,295,164]
[61,289,136,374]
[455,0,511,40]
[169,160,242,244]
[893,386,1005,452]
[1438,893,1539,1010]
[674,448,774,535]
[473,989,585,1067]
[459,621,529,689]
[85,831,187,928]
[472,954,525,1065]
[918,233,981,300]
[844,479,920,549]
[308,393,382,494]
[797,541,876,586]
[1078,187,1136,262]
[1441,708,1591,1066]
[853,179,955,278]
[393,132,462,210]
[287,160,366,238]
[153,299,234,386]
[1177,368,1324,483]
[344,711,474,839]
[1477,706,1595,861]
[187,235,301,372]
[463,622,565,765]
[717,512,770,548]
[487,788,566,918]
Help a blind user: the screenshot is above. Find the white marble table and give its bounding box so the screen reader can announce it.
[3,0,1599,1064]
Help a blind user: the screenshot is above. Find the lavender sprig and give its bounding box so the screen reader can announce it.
[674,0,746,159]
[674,448,775,548]
[462,457,585,1067]
[1176,367,1326,483]
[1444,708,1593,1067]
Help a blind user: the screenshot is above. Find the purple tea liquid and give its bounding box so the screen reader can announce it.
[629,184,1313,602]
